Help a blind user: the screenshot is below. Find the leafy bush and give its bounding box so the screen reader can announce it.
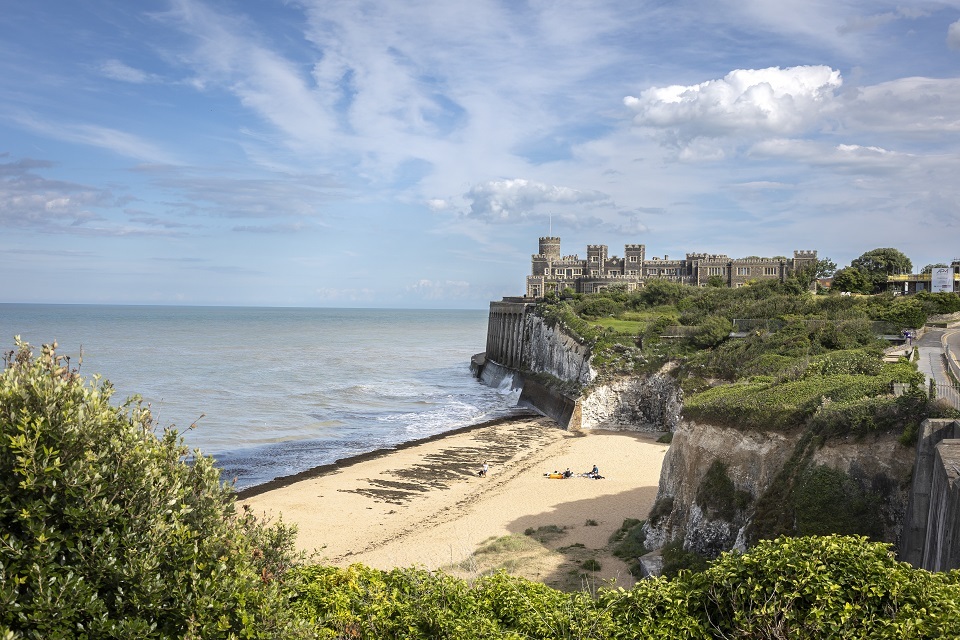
[289,537,960,638]
[0,340,308,639]
[660,540,708,577]
[694,461,751,522]
[690,315,731,348]
[694,536,960,638]
[792,466,883,538]
[577,297,624,318]
[611,519,648,576]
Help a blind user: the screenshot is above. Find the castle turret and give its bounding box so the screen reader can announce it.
[539,236,561,260]
[586,244,608,276]
[625,244,645,275]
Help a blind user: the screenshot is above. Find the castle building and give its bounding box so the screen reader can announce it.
[525,237,818,298]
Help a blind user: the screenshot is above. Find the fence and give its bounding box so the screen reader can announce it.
[893,382,960,410]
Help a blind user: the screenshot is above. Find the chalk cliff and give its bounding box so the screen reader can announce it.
[479,300,926,570]
[642,421,914,560]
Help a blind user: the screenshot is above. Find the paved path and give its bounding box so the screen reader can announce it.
[916,329,949,386]
[916,328,960,409]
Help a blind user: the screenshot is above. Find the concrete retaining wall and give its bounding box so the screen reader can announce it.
[900,418,960,570]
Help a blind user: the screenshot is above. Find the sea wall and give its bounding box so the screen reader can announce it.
[479,301,681,432]
[900,418,960,571]
[479,300,592,428]
[643,421,914,559]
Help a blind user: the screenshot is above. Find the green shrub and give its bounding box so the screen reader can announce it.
[792,466,883,538]
[0,340,308,639]
[695,461,751,521]
[695,536,960,638]
[647,497,674,526]
[290,537,960,638]
[576,297,624,319]
[660,540,708,577]
[691,315,731,348]
[581,558,602,572]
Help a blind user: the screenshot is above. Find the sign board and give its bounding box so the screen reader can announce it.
[932,267,954,293]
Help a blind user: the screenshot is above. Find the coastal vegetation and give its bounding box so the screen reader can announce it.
[538,278,960,443]
[290,536,960,639]
[0,340,310,639]
[4,340,960,637]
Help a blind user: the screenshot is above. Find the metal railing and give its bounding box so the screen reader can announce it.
[893,382,960,410]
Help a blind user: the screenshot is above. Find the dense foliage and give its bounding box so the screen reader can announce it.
[538,280,960,440]
[291,536,960,638]
[0,340,309,639]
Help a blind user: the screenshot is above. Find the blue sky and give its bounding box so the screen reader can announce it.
[2,1,960,308]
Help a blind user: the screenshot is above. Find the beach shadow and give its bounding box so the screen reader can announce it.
[478,484,660,590]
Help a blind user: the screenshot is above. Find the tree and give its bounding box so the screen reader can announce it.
[0,340,310,639]
[816,257,837,279]
[831,266,871,294]
[850,248,912,293]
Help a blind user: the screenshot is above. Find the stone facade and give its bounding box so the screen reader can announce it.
[525,236,818,298]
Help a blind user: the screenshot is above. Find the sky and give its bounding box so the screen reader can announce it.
[2,1,960,309]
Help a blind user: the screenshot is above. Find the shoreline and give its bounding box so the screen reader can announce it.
[234,410,542,500]
[241,416,670,589]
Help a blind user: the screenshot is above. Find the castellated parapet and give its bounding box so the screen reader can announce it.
[539,236,561,259]
[524,236,817,298]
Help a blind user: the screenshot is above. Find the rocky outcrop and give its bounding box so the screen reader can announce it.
[578,375,683,433]
[644,420,915,559]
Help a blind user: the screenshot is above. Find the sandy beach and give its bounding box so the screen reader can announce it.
[240,416,669,589]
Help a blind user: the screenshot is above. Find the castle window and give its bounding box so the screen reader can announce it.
[590,256,598,262]
[574,269,582,275]
[708,267,722,276]
[629,256,638,262]
[647,268,658,275]
[737,267,750,276]
[764,267,777,276]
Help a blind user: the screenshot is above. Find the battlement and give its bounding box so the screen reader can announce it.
[731,257,784,264]
[526,236,821,297]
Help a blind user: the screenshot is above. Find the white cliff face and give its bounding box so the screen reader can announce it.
[644,420,915,558]
[579,375,683,432]
[520,314,595,386]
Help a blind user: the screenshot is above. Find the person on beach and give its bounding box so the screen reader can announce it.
[563,468,573,478]
[479,461,489,477]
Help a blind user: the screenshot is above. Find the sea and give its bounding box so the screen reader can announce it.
[0,304,522,490]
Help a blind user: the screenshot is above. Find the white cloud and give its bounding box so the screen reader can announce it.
[11,113,177,164]
[426,198,451,212]
[947,19,960,50]
[464,178,610,221]
[841,77,960,133]
[624,66,843,141]
[99,60,156,83]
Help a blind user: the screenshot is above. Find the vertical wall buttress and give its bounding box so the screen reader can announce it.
[485,301,532,371]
